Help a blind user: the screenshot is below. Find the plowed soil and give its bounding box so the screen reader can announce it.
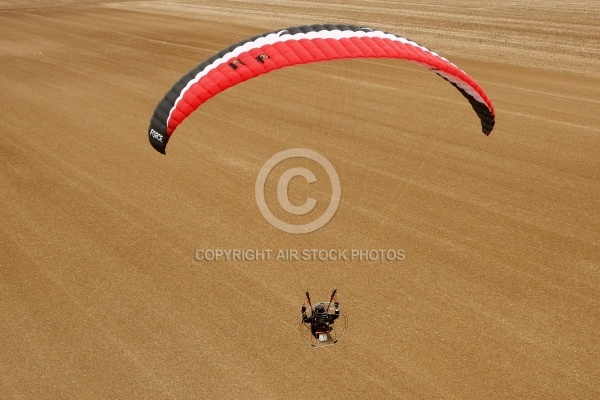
[1,1,598,398]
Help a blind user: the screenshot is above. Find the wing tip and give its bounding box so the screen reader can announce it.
[148,125,168,154]
[482,118,495,135]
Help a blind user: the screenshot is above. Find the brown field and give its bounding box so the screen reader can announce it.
[1,0,599,398]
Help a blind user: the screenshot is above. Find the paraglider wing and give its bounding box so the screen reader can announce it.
[148,24,495,154]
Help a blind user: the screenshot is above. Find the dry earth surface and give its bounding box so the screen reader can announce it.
[1,0,599,398]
